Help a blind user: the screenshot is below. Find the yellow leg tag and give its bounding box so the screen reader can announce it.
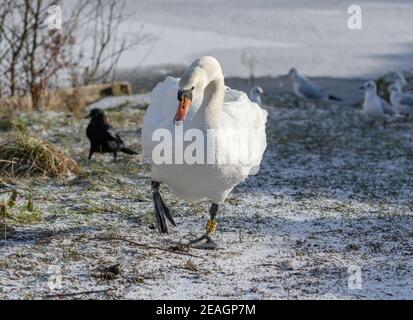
[206,220,217,234]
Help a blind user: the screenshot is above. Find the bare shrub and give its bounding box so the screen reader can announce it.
[0,0,148,111]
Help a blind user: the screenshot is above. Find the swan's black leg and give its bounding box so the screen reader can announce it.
[190,203,219,249]
[151,181,176,234]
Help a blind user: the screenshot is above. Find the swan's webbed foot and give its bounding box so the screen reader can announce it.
[190,234,217,250]
[190,203,219,250]
[152,181,176,234]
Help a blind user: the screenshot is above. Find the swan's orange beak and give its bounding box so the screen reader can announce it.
[174,96,191,126]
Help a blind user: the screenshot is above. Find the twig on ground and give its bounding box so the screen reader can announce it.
[45,288,113,298]
[89,236,206,260]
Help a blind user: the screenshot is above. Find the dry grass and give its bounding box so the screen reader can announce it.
[0,82,133,118]
[0,131,80,178]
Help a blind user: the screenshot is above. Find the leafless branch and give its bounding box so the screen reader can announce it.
[0,0,148,109]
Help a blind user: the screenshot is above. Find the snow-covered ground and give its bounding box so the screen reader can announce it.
[1,94,412,299]
[116,0,413,78]
[86,94,150,111]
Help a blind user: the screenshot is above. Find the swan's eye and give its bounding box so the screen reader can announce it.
[177,88,193,101]
[191,86,195,90]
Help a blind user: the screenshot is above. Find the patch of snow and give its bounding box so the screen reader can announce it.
[87,94,151,111]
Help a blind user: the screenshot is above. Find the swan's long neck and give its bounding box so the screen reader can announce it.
[192,76,224,130]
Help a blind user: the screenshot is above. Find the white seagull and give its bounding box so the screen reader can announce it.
[249,86,266,106]
[360,80,393,125]
[287,68,342,103]
[142,56,268,249]
[389,83,413,118]
[392,71,413,93]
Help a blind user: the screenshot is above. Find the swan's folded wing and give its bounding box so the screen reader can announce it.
[147,77,180,124]
[142,77,179,158]
[221,89,268,175]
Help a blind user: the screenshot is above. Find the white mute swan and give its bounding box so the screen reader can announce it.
[249,86,266,106]
[142,56,268,249]
[288,68,342,102]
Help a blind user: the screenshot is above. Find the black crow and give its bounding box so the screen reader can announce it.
[86,108,137,162]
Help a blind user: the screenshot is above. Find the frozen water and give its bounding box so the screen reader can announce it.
[114,0,413,78]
